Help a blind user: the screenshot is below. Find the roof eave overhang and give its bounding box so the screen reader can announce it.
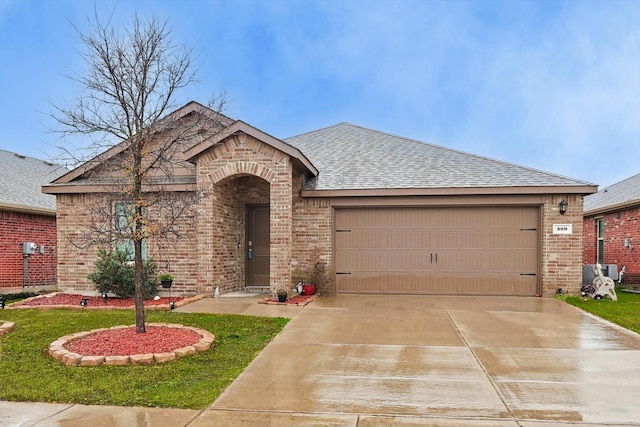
[42,182,196,194]
[583,198,640,216]
[0,202,56,216]
[184,120,319,176]
[301,185,598,198]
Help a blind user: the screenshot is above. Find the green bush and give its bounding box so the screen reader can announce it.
[87,248,158,298]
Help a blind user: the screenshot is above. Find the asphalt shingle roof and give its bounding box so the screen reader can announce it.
[0,149,68,212]
[285,123,593,191]
[584,173,640,213]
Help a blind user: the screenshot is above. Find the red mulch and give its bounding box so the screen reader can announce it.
[13,293,183,308]
[63,326,202,356]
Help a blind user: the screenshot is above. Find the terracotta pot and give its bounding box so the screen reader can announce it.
[301,284,316,295]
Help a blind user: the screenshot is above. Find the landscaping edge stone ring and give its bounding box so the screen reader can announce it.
[49,322,215,366]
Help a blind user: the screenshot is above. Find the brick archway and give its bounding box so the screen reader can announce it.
[207,161,276,185]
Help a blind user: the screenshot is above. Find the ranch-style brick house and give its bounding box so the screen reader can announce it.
[43,102,597,297]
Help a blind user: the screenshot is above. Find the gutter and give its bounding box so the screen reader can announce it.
[0,202,56,216]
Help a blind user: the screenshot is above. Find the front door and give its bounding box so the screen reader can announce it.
[246,205,270,286]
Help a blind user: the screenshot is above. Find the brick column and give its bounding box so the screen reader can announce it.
[541,194,584,296]
[269,163,293,292]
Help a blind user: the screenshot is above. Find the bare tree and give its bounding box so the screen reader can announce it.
[51,12,227,332]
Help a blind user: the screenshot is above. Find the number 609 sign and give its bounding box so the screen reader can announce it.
[553,224,572,234]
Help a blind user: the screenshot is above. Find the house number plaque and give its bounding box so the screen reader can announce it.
[552,224,572,234]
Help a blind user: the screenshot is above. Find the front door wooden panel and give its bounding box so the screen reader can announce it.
[246,205,270,286]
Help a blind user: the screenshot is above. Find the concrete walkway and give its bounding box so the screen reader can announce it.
[2,295,640,426]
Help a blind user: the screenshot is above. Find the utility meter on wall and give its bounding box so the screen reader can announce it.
[22,242,37,255]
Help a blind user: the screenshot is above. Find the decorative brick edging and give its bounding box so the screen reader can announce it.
[49,323,215,366]
[259,294,318,306]
[9,293,205,311]
[0,321,15,336]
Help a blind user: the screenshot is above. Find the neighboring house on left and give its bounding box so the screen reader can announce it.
[0,149,67,291]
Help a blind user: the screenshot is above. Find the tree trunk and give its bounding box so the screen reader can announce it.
[134,236,146,333]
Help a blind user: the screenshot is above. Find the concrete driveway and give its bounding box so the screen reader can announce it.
[195,295,640,426]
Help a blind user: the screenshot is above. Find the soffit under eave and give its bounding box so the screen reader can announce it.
[41,182,196,195]
[184,120,319,177]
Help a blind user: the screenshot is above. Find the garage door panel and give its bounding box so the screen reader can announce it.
[338,272,536,295]
[335,207,539,296]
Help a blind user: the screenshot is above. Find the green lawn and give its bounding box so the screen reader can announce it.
[564,290,640,334]
[0,309,287,409]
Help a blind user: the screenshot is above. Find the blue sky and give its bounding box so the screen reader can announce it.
[1,0,638,188]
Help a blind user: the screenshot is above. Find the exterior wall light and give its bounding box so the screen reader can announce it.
[559,199,568,215]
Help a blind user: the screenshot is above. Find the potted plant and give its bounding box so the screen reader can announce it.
[276,286,289,303]
[301,261,327,296]
[159,273,174,289]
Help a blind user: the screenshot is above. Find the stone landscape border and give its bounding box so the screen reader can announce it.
[0,321,15,336]
[49,323,215,366]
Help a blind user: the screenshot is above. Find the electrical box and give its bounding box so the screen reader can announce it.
[23,242,37,255]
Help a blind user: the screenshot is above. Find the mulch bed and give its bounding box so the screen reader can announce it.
[63,325,202,356]
[49,323,216,366]
[9,292,202,310]
[259,293,317,306]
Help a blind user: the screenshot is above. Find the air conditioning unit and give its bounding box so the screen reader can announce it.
[583,264,619,284]
[602,264,619,281]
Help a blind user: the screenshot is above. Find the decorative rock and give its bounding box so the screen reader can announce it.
[153,352,176,363]
[130,353,154,365]
[0,321,15,336]
[51,349,68,361]
[104,355,130,366]
[174,346,197,358]
[62,352,83,365]
[193,340,212,351]
[80,355,105,366]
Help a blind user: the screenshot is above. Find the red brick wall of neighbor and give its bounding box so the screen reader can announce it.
[0,210,57,288]
[584,206,640,284]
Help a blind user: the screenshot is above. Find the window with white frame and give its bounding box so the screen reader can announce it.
[114,201,146,261]
[596,218,604,265]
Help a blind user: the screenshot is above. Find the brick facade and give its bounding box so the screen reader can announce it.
[0,209,57,289]
[52,131,585,297]
[583,206,640,285]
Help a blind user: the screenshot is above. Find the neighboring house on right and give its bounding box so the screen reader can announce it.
[583,173,640,285]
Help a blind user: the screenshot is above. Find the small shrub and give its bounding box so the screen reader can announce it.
[87,248,158,298]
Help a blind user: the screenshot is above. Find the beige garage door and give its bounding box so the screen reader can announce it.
[335,207,539,295]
